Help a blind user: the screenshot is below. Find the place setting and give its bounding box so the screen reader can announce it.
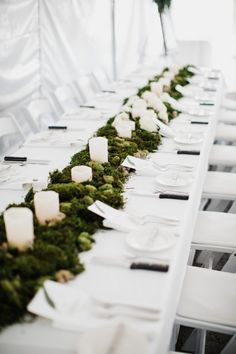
[27,279,163,328]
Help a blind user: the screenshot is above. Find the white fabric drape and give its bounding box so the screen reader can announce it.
[0,0,162,111]
[0,0,40,111]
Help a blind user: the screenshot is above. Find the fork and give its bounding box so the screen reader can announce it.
[151,161,193,172]
[127,156,193,173]
[127,212,179,226]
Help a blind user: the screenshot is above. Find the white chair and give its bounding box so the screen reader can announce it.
[0,112,25,155]
[176,266,236,354]
[203,171,236,201]
[191,210,236,271]
[218,109,236,124]
[215,123,236,142]
[209,144,236,167]
[75,74,99,102]
[26,97,58,131]
[54,84,83,114]
[91,68,112,91]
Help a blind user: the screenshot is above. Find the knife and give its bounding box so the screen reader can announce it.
[190,121,209,125]
[92,256,169,272]
[47,125,84,131]
[3,156,50,165]
[102,90,117,94]
[128,190,189,200]
[199,102,215,106]
[158,150,200,155]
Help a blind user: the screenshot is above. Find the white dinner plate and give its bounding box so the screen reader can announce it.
[155,171,193,187]
[174,134,203,145]
[125,225,176,253]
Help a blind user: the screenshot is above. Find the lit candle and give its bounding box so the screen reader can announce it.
[34,191,60,225]
[89,137,108,163]
[71,165,92,183]
[4,207,34,251]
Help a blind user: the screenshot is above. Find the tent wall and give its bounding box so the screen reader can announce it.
[0,0,162,112]
[0,0,40,111]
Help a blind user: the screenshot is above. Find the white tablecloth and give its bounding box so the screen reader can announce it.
[0,70,222,354]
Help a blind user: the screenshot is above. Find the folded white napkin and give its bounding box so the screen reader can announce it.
[88,200,138,232]
[152,117,175,138]
[121,155,156,176]
[76,322,151,354]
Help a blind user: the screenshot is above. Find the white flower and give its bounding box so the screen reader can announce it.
[158,110,169,124]
[131,107,147,119]
[139,116,157,132]
[163,70,175,80]
[126,95,140,106]
[150,82,163,96]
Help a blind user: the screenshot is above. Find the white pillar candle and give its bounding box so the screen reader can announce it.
[4,207,34,251]
[34,191,60,225]
[115,123,132,138]
[71,165,92,183]
[89,137,108,163]
[140,116,157,132]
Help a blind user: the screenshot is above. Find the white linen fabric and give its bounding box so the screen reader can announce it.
[203,171,236,200]
[215,123,236,142]
[0,0,40,111]
[177,266,236,328]
[209,144,236,166]
[192,211,236,248]
[76,322,151,354]
[0,0,162,114]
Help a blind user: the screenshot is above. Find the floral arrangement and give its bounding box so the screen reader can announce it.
[0,65,194,330]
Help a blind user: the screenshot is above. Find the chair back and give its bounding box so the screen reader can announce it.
[75,74,98,102]
[0,112,25,156]
[91,68,111,90]
[54,85,81,113]
[27,98,57,130]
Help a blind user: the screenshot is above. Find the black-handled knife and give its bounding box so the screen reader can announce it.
[159,193,189,200]
[93,256,169,273]
[4,156,27,162]
[159,150,200,155]
[48,125,67,130]
[80,105,96,109]
[176,150,200,155]
[102,90,116,94]
[130,262,169,272]
[191,121,209,125]
[3,156,50,165]
[199,102,215,106]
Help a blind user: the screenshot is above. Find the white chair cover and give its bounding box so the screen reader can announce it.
[215,123,236,142]
[209,145,236,166]
[177,266,236,328]
[203,171,236,200]
[192,211,236,248]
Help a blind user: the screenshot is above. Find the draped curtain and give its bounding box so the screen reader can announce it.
[0,0,162,112]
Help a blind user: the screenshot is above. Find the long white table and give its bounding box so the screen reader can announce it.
[0,69,222,354]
